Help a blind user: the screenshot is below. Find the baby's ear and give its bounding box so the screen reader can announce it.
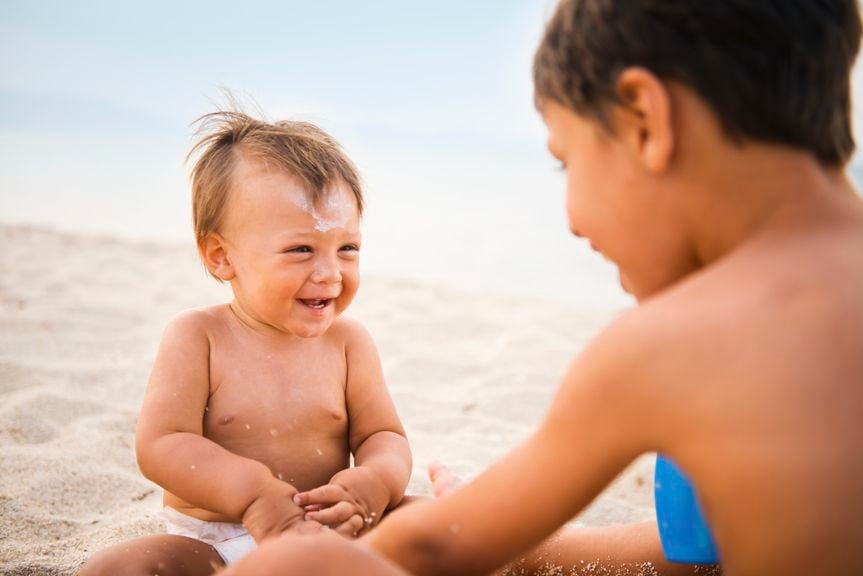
[199,233,235,282]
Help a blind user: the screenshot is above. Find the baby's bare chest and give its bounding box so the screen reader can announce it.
[202,338,349,447]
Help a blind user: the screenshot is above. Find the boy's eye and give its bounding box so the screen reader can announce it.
[285,246,312,254]
[339,244,360,253]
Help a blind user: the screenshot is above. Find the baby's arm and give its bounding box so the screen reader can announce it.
[135,311,308,540]
[295,319,411,535]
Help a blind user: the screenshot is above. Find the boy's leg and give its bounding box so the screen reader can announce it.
[222,530,409,576]
[501,522,719,576]
[77,534,225,576]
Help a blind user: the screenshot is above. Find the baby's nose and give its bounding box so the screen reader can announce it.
[310,258,342,284]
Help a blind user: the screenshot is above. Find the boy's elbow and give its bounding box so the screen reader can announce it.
[401,531,479,576]
[375,511,478,575]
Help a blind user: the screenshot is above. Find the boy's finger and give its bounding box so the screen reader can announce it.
[305,501,354,525]
[294,484,346,506]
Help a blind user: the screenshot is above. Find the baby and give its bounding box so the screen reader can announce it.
[78,111,411,575]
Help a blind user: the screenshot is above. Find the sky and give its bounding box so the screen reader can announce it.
[2,1,862,311]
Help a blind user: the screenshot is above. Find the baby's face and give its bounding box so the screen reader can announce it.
[219,159,361,338]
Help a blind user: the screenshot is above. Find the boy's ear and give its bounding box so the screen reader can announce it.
[199,233,236,281]
[613,67,674,174]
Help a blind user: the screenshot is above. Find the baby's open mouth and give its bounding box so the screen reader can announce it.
[299,298,331,310]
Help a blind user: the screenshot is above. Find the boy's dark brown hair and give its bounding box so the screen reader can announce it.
[187,110,364,252]
[534,0,862,166]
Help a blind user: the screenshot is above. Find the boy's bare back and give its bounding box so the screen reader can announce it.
[624,177,863,574]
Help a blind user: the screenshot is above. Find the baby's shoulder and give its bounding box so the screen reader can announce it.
[160,304,231,342]
[324,316,379,360]
[325,315,372,343]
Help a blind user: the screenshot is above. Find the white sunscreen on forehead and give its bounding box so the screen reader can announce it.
[286,186,355,232]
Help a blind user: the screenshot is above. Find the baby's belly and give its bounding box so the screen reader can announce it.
[164,433,351,523]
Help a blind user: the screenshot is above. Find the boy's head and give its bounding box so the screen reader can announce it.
[188,110,364,338]
[534,0,862,301]
[534,0,861,166]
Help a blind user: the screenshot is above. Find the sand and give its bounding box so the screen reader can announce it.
[0,226,656,575]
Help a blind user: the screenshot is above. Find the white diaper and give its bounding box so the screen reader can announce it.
[163,506,257,565]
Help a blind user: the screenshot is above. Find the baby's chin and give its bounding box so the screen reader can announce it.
[285,319,337,339]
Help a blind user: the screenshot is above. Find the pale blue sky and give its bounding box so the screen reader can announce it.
[1,1,861,309]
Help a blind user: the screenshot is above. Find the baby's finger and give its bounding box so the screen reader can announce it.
[294,484,347,507]
[333,514,365,538]
[305,500,355,526]
[303,504,324,512]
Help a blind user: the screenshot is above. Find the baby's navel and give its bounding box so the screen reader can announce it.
[218,413,235,426]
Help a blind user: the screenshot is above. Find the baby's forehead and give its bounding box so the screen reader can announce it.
[233,156,355,208]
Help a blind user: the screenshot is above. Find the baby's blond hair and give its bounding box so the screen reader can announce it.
[188,110,364,251]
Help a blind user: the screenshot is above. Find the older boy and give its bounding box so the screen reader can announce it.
[78,112,412,575]
[222,1,863,575]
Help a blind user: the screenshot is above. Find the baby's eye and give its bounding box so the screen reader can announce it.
[284,246,312,254]
[339,244,360,253]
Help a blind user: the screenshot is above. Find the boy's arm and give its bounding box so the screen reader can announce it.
[296,319,411,534]
[364,312,669,574]
[135,311,306,539]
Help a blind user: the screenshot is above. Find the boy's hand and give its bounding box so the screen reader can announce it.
[294,466,390,537]
[242,479,314,542]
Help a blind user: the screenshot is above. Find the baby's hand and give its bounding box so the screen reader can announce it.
[294,466,389,537]
[242,479,314,542]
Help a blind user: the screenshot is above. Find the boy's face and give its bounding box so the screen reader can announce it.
[542,100,694,301]
[216,158,361,338]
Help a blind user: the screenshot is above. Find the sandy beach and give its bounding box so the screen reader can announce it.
[0,225,655,575]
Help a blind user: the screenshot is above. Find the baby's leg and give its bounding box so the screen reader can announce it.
[77,534,225,576]
[374,461,458,516]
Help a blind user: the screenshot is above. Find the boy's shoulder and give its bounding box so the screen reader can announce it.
[572,213,863,445]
